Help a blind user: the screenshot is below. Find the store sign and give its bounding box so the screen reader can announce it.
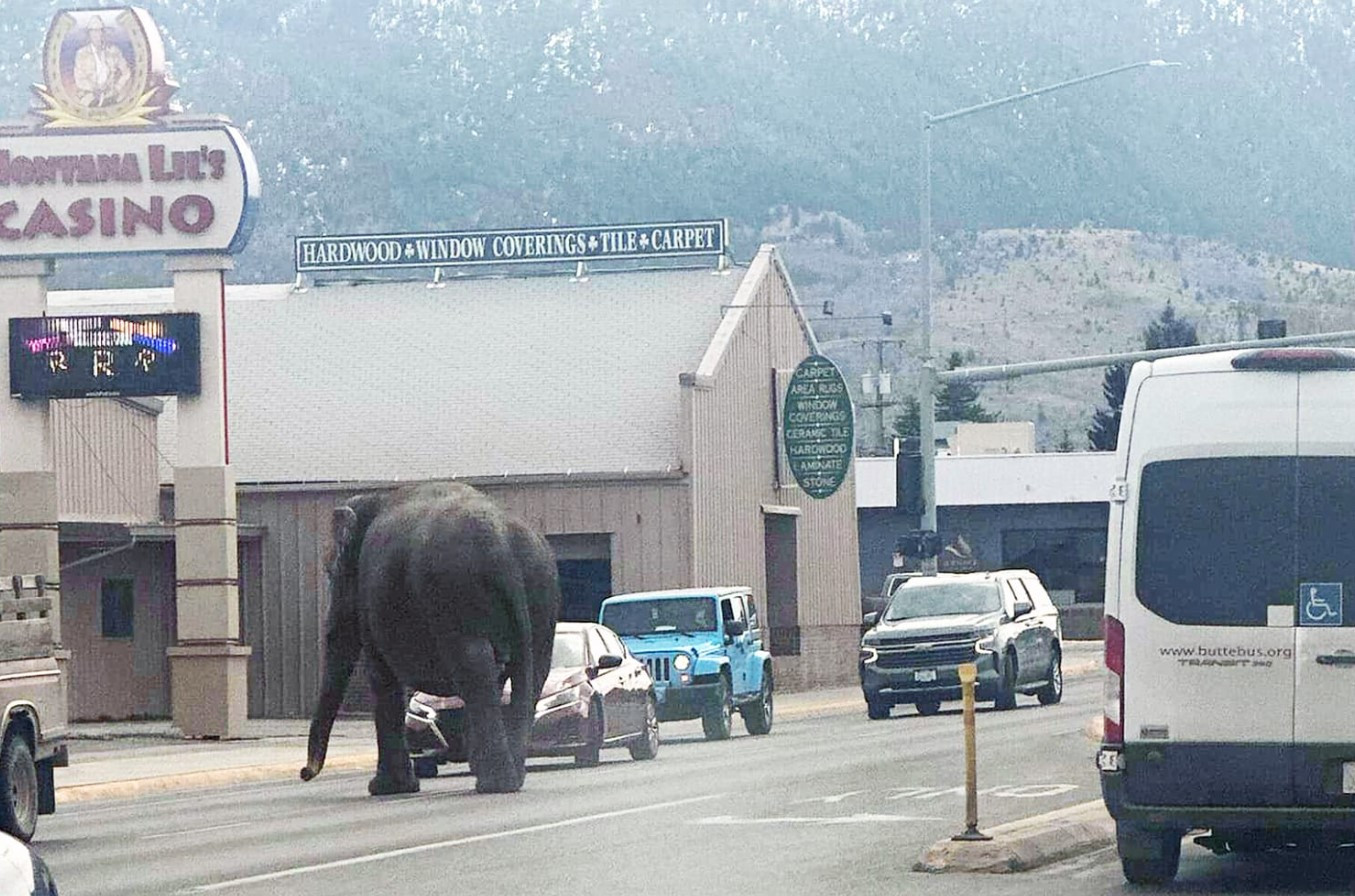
[33,7,178,129]
[9,312,200,399]
[0,7,259,259]
[782,355,855,500]
[295,219,728,273]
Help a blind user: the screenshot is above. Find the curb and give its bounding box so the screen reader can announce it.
[913,799,1114,873]
[56,752,377,804]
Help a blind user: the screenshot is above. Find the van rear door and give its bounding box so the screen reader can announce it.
[1123,371,1298,807]
[1292,372,1355,807]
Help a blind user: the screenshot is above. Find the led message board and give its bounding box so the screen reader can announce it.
[9,312,200,398]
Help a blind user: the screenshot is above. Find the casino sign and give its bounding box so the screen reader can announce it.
[0,6,258,259]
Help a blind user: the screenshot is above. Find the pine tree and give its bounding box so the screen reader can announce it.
[892,351,998,441]
[1088,303,1199,450]
[936,351,998,423]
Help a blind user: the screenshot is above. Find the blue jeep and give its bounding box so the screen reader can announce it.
[599,587,773,740]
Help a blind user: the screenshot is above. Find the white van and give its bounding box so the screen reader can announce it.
[1099,346,1355,884]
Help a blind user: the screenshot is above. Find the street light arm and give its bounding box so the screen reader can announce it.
[927,60,1180,126]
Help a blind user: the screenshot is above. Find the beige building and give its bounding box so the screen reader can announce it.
[43,245,862,719]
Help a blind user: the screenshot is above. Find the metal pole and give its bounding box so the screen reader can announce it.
[876,338,886,452]
[918,112,939,575]
[914,61,1178,548]
[952,662,991,841]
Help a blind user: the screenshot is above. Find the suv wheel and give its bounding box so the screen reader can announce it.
[742,669,773,736]
[1037,646,1063,705]
[865,693,891,720]
[994,650,1018,710]
[914,700,942,716]
[702,675,733,740]
[1117,822,1183,885]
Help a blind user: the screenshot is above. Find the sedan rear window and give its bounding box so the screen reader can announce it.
[551,632,586,669]
[884,582,1001,621]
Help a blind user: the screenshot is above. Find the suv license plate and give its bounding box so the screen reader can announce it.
[915,670,937,683]
[1343,762,1355,794]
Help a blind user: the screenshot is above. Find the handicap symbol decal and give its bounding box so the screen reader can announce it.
[1300,582,1343,627]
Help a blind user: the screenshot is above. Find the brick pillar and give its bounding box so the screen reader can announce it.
[166,255,250,737]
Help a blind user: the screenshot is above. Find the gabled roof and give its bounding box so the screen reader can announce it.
[51,264,749,484]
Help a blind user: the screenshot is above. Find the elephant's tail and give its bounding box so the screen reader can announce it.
[506,570,535,716]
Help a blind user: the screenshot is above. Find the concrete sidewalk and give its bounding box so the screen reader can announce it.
[54,641,1103,806]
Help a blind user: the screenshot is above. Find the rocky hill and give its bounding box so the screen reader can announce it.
[777,217,1355,451]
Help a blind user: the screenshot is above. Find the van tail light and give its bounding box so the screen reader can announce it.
[1103,614,1125,745]
[1231,348,1355,371]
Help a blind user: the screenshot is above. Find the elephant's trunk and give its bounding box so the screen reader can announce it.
[302,506,364,781]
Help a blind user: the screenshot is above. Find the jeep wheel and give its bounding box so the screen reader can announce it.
[702,675,733,740]
[0,734,38,842]
[574,700,604,766]
[865,694,891,720]
[1037,647,1063,705]
[914,700,942,716]
[743,669,773,736]
[994,650,1018,711]
[628,694,660,760]
[1117,822,1182,885]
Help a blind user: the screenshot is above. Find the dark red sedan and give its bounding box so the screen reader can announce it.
[406,621,659,776]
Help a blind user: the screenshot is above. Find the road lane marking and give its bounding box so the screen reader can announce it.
[185,793,725,892]
[792,791,867,804]
[143,822,252,840]
[694,813,942,826]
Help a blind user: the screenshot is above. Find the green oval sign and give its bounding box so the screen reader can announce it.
[783,354,855,499]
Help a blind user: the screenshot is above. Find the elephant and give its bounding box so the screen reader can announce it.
[299,482,560,795]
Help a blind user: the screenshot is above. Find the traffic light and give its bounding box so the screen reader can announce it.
[895,437,924,517]
[895,529,941,560]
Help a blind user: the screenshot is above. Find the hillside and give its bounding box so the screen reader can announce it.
[778,219,1355,451]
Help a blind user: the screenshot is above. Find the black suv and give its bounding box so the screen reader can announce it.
[859,570,1063,719]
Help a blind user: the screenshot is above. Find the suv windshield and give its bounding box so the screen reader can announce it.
[602,597,718,636]
[884,582,1002,621]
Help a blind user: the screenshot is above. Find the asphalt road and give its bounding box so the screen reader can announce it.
[35,677,1101,896]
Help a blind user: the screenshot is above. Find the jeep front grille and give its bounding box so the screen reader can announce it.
[643,657,671,682]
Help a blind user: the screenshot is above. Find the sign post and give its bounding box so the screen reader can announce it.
[952,662,992,842]
[2,5,259,737]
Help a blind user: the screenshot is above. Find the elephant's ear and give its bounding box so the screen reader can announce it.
[327,505,360,577]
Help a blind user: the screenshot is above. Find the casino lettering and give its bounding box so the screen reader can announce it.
[0,194,215,241]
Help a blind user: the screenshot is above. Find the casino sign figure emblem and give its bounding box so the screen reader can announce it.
[33,7,178,128]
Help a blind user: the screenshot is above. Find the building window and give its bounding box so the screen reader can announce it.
[101,578,134,639]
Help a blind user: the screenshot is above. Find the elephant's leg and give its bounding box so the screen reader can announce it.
[366,653,419,796]
[502,658,533,780]
[456,638,520,794]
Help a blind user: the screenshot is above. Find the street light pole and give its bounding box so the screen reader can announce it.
[915,59,1179,571]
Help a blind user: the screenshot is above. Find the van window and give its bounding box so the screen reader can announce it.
[1295,456,1355,626]
[1137,457,1295,626]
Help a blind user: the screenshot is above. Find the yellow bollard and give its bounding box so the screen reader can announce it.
[951,662,992,842]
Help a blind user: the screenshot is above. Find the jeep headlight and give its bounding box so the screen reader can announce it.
[975,630,998,654]
[536,685,582,713]
[672,653,692,672]
[859,644,878,664]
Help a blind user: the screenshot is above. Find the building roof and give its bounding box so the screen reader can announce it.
[50,263,748,484]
